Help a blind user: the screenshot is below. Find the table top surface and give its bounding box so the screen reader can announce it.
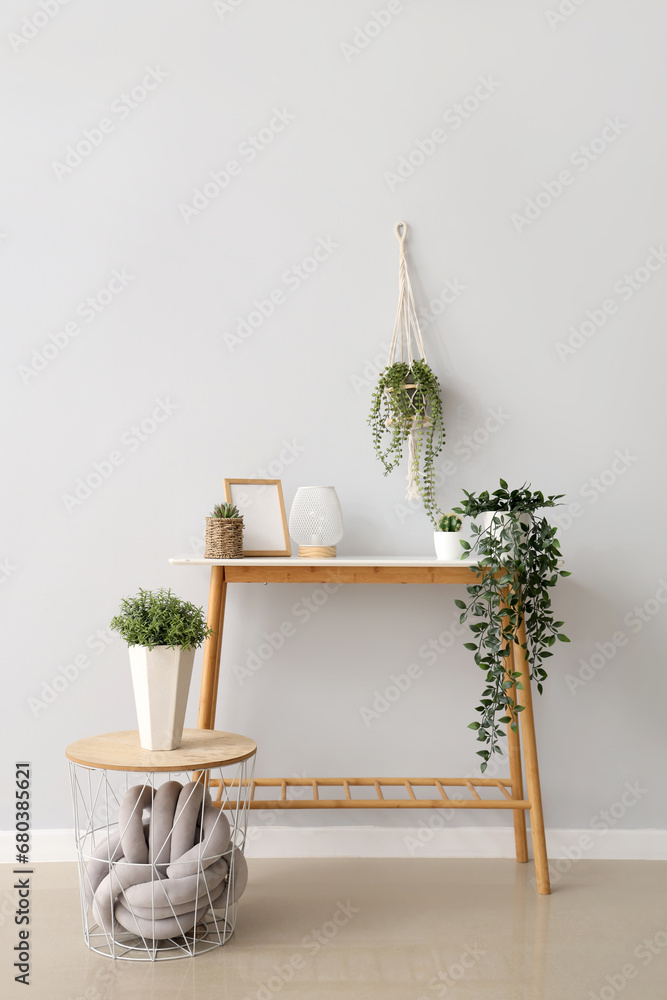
[170,555,479,567]
[65,729,257,771]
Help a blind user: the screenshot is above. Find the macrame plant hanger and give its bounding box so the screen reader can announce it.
[387,220,428,501]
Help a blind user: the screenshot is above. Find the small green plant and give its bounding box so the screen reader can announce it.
[211,502,241,519]
[437,512,462,532]
[452,480,570,770]
[368,359,445,526]
[110,588,214,650]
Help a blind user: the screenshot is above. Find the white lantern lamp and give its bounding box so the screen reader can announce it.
[288,487,344,558]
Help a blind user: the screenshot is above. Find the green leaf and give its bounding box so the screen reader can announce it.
[557,633,570,642]
[454,599,466,609]
[468,722,481,730]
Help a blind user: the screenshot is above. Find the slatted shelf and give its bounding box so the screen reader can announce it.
[208,776,529,810]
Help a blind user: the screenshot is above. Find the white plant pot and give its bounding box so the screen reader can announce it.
[481,512,533,549]
[128,645,196,751]
[433,532,464,561]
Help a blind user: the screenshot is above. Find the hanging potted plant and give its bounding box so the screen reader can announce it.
[204,502,244,559]
[433,511,463,560]
[367,222,445,526]
[110,588,213,751]
[452,481,570,770]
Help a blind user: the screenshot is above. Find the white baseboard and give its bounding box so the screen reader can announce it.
[2,826,666,863]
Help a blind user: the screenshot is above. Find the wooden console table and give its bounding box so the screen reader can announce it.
[169,556,551,894]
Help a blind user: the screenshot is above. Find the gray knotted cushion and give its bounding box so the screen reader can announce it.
[149,781,182,873]
[118,869,227,921]
[86,780,246,940]
[118,785,153,864]
[113,897,213,939]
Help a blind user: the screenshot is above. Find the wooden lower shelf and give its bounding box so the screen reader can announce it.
[209,776,529,810]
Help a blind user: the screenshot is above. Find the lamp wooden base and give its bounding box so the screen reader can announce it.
[298,545,336,558]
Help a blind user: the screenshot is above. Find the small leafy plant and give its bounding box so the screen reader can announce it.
[437,512,462,532]
[452,481,570,770]
[368,359,445,525]
[110,588,213,650]
[211,502,241,519]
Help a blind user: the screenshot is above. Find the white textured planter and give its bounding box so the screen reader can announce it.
[481,512,532,550]
[433,532,464,561]
[128,646,196,751]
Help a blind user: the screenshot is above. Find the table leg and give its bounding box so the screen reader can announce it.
[515,614,551,895]
[506,640,529,864]
[197,566,227,731]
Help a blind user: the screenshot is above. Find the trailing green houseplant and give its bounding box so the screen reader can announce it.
[452,481,570,770]
[368,358,445,525]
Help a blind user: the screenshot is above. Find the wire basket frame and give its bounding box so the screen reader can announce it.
[68,756,255,961]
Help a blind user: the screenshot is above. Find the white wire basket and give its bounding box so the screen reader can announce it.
[68,756,255,961]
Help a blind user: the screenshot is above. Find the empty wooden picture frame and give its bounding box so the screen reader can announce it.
[223,479,291,557]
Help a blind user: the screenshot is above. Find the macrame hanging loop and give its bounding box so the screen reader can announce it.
[388,221,427,500]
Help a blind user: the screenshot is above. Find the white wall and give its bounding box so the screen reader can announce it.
[2,0,666,850]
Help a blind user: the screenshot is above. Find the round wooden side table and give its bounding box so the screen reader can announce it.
[66,729,256,961]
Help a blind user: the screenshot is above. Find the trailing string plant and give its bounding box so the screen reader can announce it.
[367,222,445,526]
[110,588,213,650]
[452,481,570,771]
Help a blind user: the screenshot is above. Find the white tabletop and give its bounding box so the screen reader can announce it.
[169,555,479,567]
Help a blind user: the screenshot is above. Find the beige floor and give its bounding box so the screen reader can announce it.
[2,859,667,999]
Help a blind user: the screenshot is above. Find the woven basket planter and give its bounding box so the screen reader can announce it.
[204,517,244,559]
